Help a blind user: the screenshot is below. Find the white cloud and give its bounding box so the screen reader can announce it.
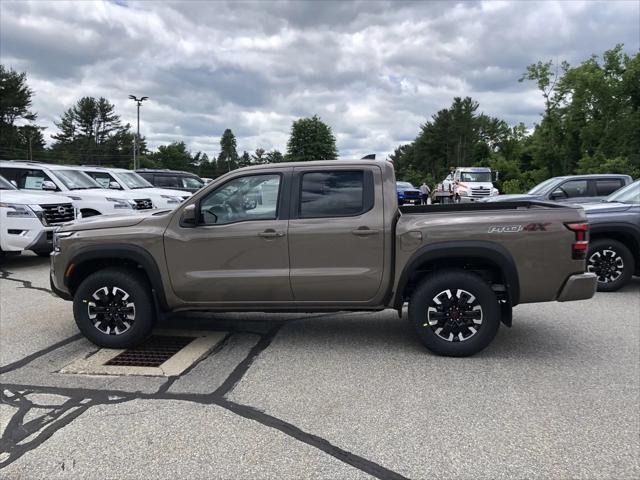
[1,0,638,159]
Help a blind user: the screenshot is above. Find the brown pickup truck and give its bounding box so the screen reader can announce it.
[50,160,597,356]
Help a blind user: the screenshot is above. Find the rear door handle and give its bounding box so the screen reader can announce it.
[258,229,285,238]
[351,227,379,236]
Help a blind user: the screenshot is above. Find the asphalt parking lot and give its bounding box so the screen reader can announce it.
[1,254,639,480]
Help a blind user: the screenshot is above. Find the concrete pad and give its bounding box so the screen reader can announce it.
[59,330,227,377]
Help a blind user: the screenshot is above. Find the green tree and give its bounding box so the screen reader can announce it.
[146,142,193,171]
[50,96,141,166]
[238,150,252,168]
[285,115,338,162]
[0,65,44,160]
[252,148,266,164]
[265,149,284,163]
[217,128,238,172]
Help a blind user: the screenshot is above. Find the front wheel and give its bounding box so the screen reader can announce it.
[73,267,155,348]
[587,239,634,292]
[408,270,501,356]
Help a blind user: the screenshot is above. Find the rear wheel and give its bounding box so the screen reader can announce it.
[409,270,501,356]
[73,267,155,348]
[587,239,634,292]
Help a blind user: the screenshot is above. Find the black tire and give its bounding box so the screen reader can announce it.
[73,267,155,348]
[587,239,634,292]
[408,270,501,357]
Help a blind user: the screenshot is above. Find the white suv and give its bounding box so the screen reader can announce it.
[72,166,191,209]
[0,161,154,217]
[0,175,76,256]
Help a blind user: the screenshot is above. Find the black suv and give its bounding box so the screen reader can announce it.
[136,169,205,193]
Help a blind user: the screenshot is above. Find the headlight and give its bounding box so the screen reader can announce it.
[106,197,136,209]
[67,195,82,201]
[0,203,39,219]
[492,188,500,196]
[160,195,182,204]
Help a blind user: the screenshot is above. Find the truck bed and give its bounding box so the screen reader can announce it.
[399,200,571,214]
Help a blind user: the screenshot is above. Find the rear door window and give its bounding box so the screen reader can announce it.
[594,179,623,196]
[155,175,180,188]
[299,170,371,218]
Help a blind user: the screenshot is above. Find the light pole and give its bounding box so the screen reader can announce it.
[128,95,148,169]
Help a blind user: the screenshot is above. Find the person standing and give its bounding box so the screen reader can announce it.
[420,182,431,205]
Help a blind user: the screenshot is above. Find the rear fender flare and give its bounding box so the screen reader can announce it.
[393,241,520,310]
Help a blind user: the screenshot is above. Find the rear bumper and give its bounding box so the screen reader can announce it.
[557,273,597,302]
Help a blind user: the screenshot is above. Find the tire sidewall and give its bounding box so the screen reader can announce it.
[588,239,634,292]
[409,271,500,357]
[73,268,154,348]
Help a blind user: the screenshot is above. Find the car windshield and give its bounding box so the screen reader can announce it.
[459,172,492,182]
[55,170,101,190]
[116,172,154,189]
[0,175,16,190]
[397,182,415,189]
[528,177,560,195]
[605,180,640,204]
[182,176,204,189]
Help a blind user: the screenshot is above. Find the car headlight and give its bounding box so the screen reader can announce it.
[0,202,42,220]
[492,188,500,195]
[67,195,82,201]
[106,197,136,209]
[160,195,182,204]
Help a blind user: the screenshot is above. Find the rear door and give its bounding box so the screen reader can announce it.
[287,165,385,302]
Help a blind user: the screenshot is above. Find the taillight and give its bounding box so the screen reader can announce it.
[565,222,589,260]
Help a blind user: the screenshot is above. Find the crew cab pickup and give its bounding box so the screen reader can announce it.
[50,160,597,356]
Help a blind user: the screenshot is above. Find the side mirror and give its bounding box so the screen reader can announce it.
[180,204,197,227]
[109,181,122,190]
[42,180,57,191]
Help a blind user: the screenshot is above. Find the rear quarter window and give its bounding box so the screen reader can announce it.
[595,179,623,196]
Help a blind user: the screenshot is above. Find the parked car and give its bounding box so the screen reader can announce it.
[396,181,422,205]
[485,174,632,203]
[136,169,205,193]
[51,160,596,357]
[0,161,154,217]
[0,174,76,256]
[73,166,191,209]
[582,180,640,292]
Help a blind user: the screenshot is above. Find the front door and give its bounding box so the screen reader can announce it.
[164,170,292,304]
[288,166,385,302]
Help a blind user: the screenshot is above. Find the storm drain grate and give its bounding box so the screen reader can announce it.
[105,335,197,367]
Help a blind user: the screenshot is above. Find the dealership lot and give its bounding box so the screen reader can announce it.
[1,255,639,479]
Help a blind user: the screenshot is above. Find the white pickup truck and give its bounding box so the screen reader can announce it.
[0,174,76,256]
[0,161,155,217]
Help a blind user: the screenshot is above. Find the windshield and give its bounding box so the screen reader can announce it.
[528,177,560,195]
[55,170,101,190]
[459,172,492,183]
[182,176,204,189]
[0,175,16,190]
[606,180,640,204]
[116,172,153,189]
[397,182,415,189]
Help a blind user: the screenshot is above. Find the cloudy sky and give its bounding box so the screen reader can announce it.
[1,0,638,159]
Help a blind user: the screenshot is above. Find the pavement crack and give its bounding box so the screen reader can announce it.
[0,268,57,297]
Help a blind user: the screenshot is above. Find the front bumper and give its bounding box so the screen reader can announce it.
[557,273,597,302]
[0,220,56,253]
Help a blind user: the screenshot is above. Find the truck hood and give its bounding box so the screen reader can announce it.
[458,182,494,189]
[60,209,170,232]
[0,190,73,205]
[63,188,143,200]
[581,202,632,214]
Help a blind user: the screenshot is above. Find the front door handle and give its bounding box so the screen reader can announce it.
[351,227,379,236]
[258,229,285,238]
